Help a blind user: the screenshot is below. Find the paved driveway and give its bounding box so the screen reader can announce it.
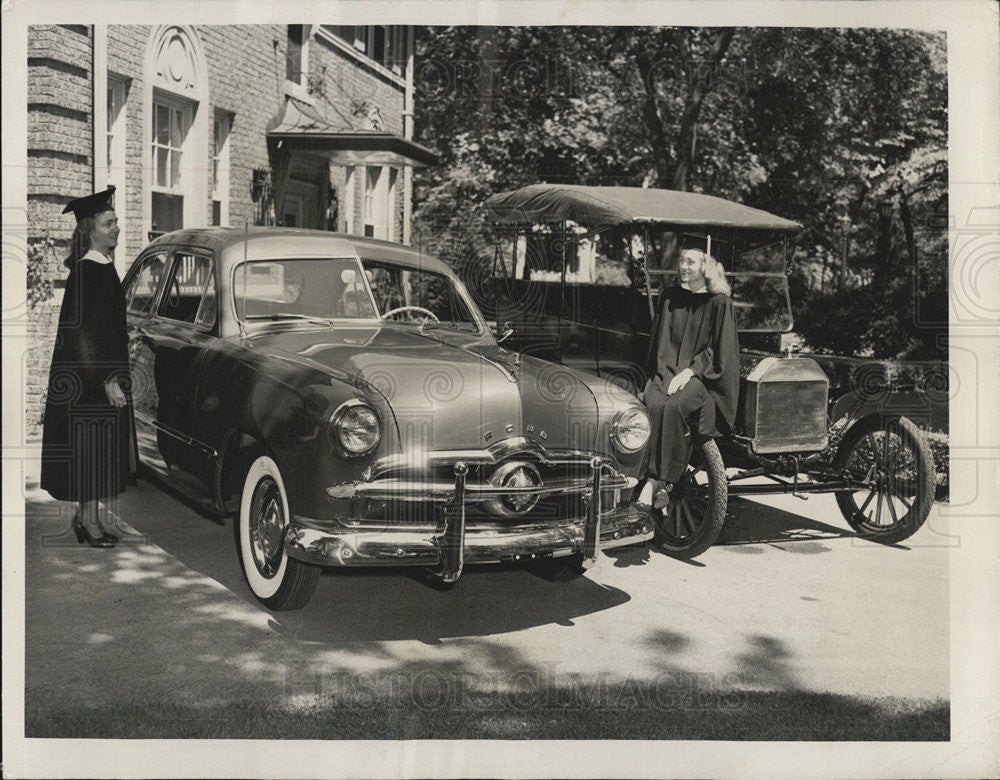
[21,462,950,737]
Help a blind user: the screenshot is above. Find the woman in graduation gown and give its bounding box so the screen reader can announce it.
[635,247,740,512]
[40,187,137,547]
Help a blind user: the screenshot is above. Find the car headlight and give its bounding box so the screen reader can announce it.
[330,401,381,456]
[610,406,650,454]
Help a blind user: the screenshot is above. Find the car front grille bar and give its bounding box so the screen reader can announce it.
[582,456,602,563]
[338,470,630,503]
[437,457,606,582]
[439,462,468,583]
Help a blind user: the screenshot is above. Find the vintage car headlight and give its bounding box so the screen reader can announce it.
[330,401,381,456]
[610,406,651,454]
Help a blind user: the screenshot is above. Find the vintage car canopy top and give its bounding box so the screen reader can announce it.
[484,184,802,233]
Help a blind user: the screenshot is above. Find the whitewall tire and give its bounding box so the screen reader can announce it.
[237,454,319,610]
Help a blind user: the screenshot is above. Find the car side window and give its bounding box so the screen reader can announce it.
[124,253,168,316]
[159,252,217,328]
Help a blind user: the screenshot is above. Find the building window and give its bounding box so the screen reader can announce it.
[105,74,128,254]
[323,25,407,75]
[212,112,231,226]
[369,26,386,64]
[378,26,406,74]
[327,25,356,46]
[391,28,407,75]
[286,25,303,83]
[387,168,398,242]
[343,167,355,234]
[284,25,313,100]
[364,166,395,240]
[351,26,366,52]
[364,166,380,238]
[107,76,127,189]
[146,26,208,242]
[151,93,192,236]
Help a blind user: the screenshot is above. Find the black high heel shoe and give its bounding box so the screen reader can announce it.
[73,517,117,548]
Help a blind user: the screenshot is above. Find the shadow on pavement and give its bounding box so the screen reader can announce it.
[602,543,652,569]
[268,562,632,643]
[24,482,642,737]
[715,496,854,551]
[608,496,855,567]
[731,634,801,690]
[22,473,948,742]
[25,476,633,645]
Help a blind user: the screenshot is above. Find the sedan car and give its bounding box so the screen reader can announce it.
[122,228,653,609]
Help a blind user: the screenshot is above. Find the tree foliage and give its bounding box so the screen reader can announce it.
[412,26,947,359]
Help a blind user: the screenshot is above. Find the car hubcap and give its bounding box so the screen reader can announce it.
[250,477,284,577]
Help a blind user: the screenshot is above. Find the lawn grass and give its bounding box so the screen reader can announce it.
[26,688,948,741]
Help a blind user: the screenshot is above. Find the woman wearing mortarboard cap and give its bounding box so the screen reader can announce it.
[635,247,739,517]
[41,186,137,547]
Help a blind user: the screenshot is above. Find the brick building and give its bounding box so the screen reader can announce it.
[26,24,436,437]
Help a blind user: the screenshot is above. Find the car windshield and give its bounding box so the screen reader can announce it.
[234,257,378,322]
[361,258,480,332]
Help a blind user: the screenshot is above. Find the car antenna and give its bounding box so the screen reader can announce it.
[238,220,249,342]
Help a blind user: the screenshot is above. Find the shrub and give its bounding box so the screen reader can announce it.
[924,429,949,501]
[28,237,55,309]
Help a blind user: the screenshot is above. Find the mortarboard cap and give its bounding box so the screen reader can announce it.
[62,186,116,222]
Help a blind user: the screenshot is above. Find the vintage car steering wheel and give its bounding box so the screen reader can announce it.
[380,305,440,324]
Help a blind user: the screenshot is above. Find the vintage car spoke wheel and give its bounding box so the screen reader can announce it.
[237,454,319,610]
[653,438,727,559]
[834,416,934,544]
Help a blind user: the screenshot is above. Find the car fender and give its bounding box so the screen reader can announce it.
[207,348,399,519]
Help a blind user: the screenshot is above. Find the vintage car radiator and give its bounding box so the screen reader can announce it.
[742,357,829,454]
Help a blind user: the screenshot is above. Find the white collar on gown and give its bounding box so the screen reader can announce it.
[81,249,112,265]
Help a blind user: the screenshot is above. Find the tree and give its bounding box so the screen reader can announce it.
[412,26,947,360]
[633,28,736,190]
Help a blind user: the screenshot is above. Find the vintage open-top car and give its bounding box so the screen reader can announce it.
[122,227,654,609]
[482,184,937,558]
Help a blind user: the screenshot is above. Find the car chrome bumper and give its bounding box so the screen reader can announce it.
[285,458,651,581]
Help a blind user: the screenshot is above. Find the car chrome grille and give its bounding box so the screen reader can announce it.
[338,453,628,529]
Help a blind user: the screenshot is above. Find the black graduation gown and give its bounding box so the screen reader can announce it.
[40,257,137,502]
[645,284,740,437]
